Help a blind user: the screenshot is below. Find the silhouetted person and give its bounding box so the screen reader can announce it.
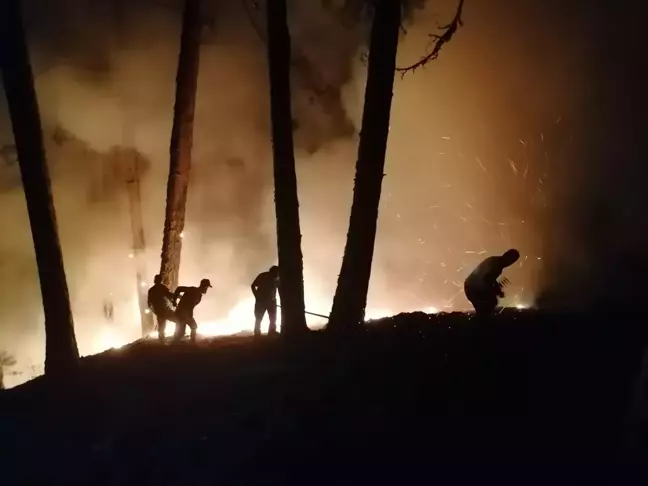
[102,298,114,323]
[464,249,520,318]
[172,278,212,343]
[147,274,179,343]
[251,265,279,337]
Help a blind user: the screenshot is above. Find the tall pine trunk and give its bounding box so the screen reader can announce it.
[0,0,79,375]
[266,0,308,336]
[328,0,401,330]
[159,0,202,289]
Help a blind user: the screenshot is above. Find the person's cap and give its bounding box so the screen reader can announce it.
[200,278,212,288]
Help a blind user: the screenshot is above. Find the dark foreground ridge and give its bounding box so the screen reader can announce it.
[1,310,646,485]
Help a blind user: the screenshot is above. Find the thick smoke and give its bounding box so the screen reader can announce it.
[1,0,645,385]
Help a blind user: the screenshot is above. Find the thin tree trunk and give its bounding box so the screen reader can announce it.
[124,152,154,336]
[112,1,154,336]
[266,0,308,336]
[0,0,79,375]
[328,0,401,330]
[159,0,202,290]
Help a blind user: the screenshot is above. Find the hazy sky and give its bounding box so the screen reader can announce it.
[1,0,646,378]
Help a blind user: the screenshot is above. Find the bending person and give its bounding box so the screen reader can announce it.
[173,278,212,343]
[464,249,519,318]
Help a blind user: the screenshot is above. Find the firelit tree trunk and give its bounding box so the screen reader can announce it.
[0,0,79,375]
[124,151,155,336]
[328,0,401,331]
[266,0,308,336]
[160,0,202,290]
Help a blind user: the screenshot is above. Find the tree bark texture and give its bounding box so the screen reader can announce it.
[0,0,80,375]
[266,0,308,335]
[328,0,401,330]
[159,0,202,290]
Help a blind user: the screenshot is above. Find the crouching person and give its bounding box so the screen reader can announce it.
[464,249,519,318]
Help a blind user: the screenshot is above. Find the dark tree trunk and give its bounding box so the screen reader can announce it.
[0,0,79,375]
[266,0,308,336]
[328,0,401,330]
[159,0,202,289]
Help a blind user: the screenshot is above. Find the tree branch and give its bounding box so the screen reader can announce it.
[241,0,267,43]
[395,0,465,77]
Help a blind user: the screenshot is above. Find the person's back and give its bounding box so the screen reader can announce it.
[252,271,278,302]
[465,256,505,293]
[148,283,174,314]
[175,286,202,315]
[147,275,179,343]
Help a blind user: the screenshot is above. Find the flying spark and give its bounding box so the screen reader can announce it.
[507,158,518,175]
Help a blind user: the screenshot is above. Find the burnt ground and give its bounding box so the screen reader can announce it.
[1,309,647,485]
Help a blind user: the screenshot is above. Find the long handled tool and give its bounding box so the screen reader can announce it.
[277,304,329,320]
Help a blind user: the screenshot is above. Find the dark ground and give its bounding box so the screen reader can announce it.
[1,309,647,485]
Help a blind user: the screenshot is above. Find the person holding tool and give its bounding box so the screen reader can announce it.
[464,248,519,318]
[251,265,279,337]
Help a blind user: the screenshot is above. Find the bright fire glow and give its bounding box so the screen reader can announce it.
[91,326,130,353]
[4,294,526,390]
[91,290,526,353]
[145,296,434,340]
[85,225,529,352]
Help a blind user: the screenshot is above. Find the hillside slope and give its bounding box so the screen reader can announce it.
[0,310,645,485]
